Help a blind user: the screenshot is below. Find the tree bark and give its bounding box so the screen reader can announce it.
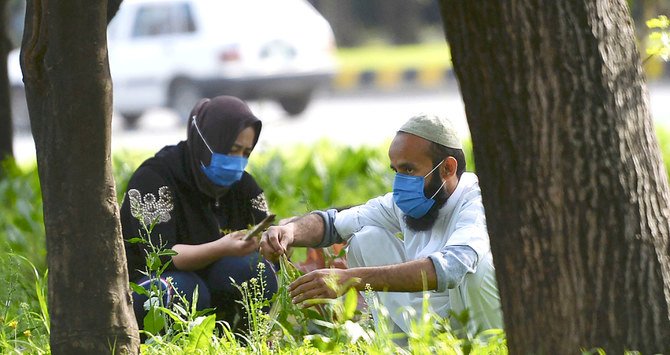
[378,0,422,45]
[311,0,362,47]
[0,0,14,168]
[439,0,670,353]
[21,0,138,353]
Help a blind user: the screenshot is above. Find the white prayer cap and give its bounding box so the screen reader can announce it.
[398,113,462,149]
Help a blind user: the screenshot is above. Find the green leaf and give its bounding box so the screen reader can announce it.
[158,249,178,257]
[647,15,670,29]
[143,308,165,335]
[126,237,145,244]
[307,334,334,351]
[343,288,358,321]
[129,282,149,296]
[187,315,216,351]
[157,306,184,323]
[147,253,161,270]
[311,319,337,329]
[303,308,325,321]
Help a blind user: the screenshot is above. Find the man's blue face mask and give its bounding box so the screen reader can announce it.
[192,116,248,187]
[392,160,446,219]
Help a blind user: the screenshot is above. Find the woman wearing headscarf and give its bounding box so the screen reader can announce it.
[120,95,278,332]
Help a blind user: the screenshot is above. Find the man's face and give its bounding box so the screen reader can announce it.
[388,132,435,180]
[389,133,449,231]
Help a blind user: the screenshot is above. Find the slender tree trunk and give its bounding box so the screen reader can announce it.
[439,0,670,353]
[0,0,14,168]
[21,0,138,353]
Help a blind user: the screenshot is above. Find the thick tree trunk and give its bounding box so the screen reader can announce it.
[21,0,138,353]
[311,0,361,47]
[379,0,422,45]
[439,0,670,353]
[0,0,14,168]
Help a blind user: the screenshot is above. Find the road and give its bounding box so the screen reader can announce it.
[12,84,670,163]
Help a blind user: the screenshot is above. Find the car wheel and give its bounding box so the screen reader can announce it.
[278,93,311,117]
[121,112,143,130]
[11,86,30,132]
[169,80,202,122]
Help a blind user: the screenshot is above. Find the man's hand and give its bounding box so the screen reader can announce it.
[260,224,295,261]
[289,268,360,306]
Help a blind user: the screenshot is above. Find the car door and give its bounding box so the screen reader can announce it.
[109,1,197,114]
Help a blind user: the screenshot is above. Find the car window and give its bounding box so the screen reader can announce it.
[132,2,196,38]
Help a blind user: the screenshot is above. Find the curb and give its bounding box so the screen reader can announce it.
[331,65,455,91]
[328,59,670,92]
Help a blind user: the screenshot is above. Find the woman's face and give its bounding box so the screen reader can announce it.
[228,126,256,158]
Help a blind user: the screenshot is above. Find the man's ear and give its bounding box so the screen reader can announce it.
[442,156,458,178]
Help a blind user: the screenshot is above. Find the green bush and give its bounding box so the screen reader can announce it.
[248,140,393,218]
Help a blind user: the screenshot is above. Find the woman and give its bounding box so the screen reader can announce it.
[120,96,277,332]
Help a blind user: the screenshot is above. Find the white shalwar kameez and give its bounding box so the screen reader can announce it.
[318,172,502,334]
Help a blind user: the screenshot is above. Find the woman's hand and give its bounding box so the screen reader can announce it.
[172,230,260,270]
[217,230,260,257]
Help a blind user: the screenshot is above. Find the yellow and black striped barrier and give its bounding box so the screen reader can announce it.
[332,64,455,91]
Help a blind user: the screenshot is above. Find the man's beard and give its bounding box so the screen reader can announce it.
[404,170,449,232]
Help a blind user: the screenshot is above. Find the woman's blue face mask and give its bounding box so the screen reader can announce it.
[392,161,446,219]
[192,117,248,187]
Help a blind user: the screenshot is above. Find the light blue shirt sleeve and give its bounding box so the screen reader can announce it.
[312,209,344,247]
[312,195,402,247]
[427,246,478,292]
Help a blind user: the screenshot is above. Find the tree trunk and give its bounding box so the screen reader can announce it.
[439,0,670,353]
[379,0,422,45]
[21,0,138,353]
[0,0,14,168]
[311,0,361,47]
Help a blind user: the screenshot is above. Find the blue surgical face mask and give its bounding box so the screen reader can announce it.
[192,116,248,187]
[392,161,446,218]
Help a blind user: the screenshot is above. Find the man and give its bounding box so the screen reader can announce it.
[260,113,502,335]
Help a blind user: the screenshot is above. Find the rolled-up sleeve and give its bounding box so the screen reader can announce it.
[313,194,401,247]
[312,209,343,247]
[428,246,478,292]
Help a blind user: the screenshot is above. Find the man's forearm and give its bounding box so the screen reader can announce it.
[349,258,438,293]
[289,213,326,248]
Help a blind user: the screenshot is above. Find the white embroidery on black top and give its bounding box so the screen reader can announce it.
[251,192,269,214]
[128,186,174,226]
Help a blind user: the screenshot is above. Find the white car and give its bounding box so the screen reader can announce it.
[9,0,337,128]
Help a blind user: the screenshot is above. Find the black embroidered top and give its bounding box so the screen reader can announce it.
[120,142,269,281]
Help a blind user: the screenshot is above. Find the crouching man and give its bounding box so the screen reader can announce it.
[260,113,503,336]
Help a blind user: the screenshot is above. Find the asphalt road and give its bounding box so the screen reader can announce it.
[12,84,670,163]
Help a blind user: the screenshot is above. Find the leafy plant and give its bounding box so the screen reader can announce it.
[646,15,670,61]
[0,160,45,273]
[0,254,50,354]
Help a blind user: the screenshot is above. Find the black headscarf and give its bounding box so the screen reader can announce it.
[186,96,262,198]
